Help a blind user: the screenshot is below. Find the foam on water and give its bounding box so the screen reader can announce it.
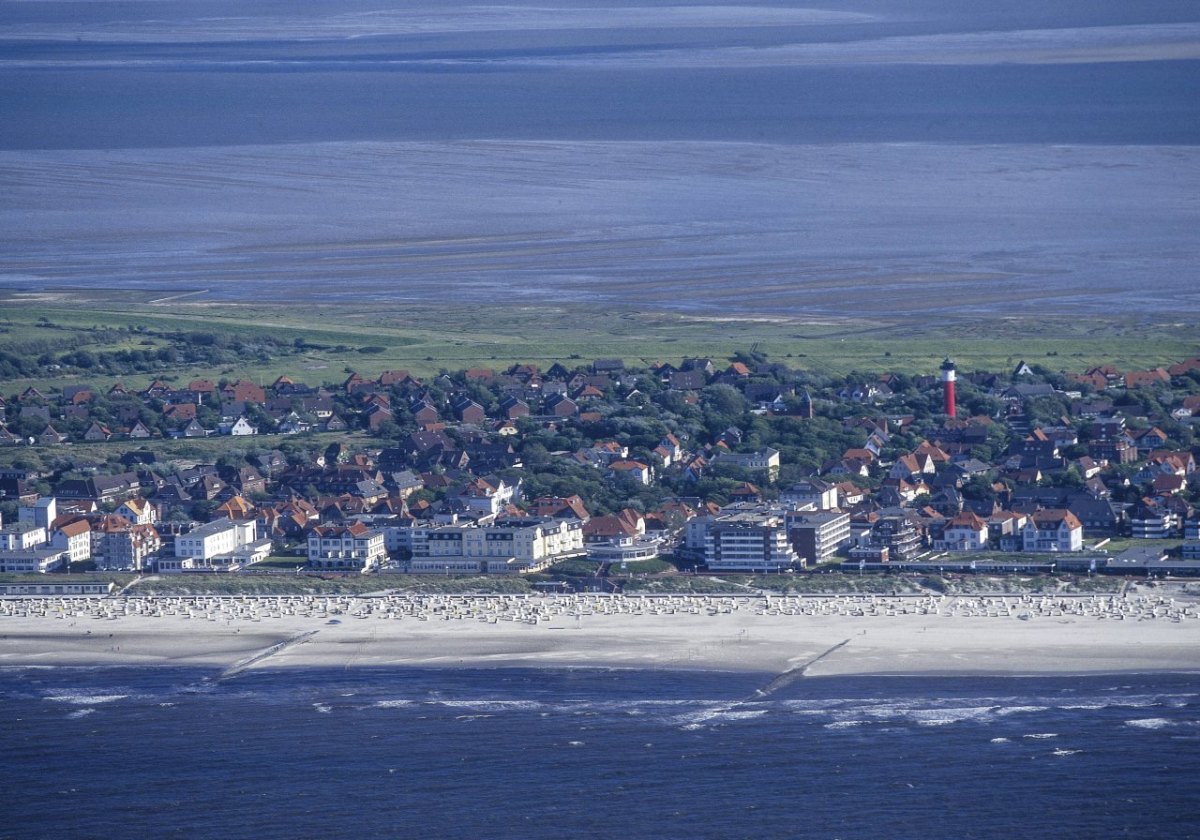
[993,705,1050,716]
[44,693,128,706]
[432,699,546,713]
[1125,718,1173,730]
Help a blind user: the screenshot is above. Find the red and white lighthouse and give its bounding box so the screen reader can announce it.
[940,358,957,418]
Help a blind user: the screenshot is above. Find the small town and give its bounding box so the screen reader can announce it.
[1,351,1198,590]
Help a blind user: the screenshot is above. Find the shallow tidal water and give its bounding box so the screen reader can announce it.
[0,0,1197,316]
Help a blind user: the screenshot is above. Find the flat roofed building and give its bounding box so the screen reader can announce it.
[712,449,781,482]
[0,522,47,551]
[176,519,258,561]
[703,512,799,572]
[787,510,851,566]
[408,518,583,573]
[0,547,69,574]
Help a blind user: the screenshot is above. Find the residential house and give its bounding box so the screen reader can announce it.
[608,459,654,485]
[117,497,157,525]
[937,512,989,551]
[82,422,112,442]
[1021,510,1083,552]
[544,394,578,417]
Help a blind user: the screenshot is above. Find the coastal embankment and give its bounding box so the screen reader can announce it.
[3,591,1198,677]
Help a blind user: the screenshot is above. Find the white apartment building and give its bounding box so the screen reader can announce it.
[51,519,92,564]
[779,480,836,511]
[786,510,851,565]
[0,547,70,574]
[0,523,47,551]
[712,449,781,482]
[165,519,270,571]
[408,517,584,573]
[100,524,161,571]
[701,512,799,572]
[307,522,386,571]
[19,497,57,530]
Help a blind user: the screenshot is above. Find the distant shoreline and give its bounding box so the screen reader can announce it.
[3,592,1198,678]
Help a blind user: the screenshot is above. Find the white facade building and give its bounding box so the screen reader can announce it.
[117,498,158,525]
[0,523,47,551]
[0,547,69,573]
[307,523,386,570]
[713,448,781,482]
[1021,510,1084,552]
[19,497,57,530]
[937,512,990,552]
[408,518,584,573]
[51,519,92,564]
[166,519,270,571]
[691,510,798,572]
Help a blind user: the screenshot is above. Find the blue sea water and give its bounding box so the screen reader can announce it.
[3,667,1199,839]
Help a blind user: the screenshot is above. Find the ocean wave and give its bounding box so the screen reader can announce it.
[1124,718,1173,730]
[909,706,999,726]
[66,708,95,719]
[993,705,1050,717]
[675,702,769,729]
[44,693,128,706]
[1023,733,1059,739]
[433,699,546,712]
[312,703,332,714]
[1052,748,1082,757]
[372,699,415,709]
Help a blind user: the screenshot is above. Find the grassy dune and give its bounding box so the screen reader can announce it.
[1,294,1196,394]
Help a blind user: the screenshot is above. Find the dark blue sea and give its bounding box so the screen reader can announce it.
[3,667,1199,839]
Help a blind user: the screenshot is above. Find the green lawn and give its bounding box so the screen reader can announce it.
[611,558,677,575]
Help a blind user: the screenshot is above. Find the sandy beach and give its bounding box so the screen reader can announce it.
[2,592,1198,678]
